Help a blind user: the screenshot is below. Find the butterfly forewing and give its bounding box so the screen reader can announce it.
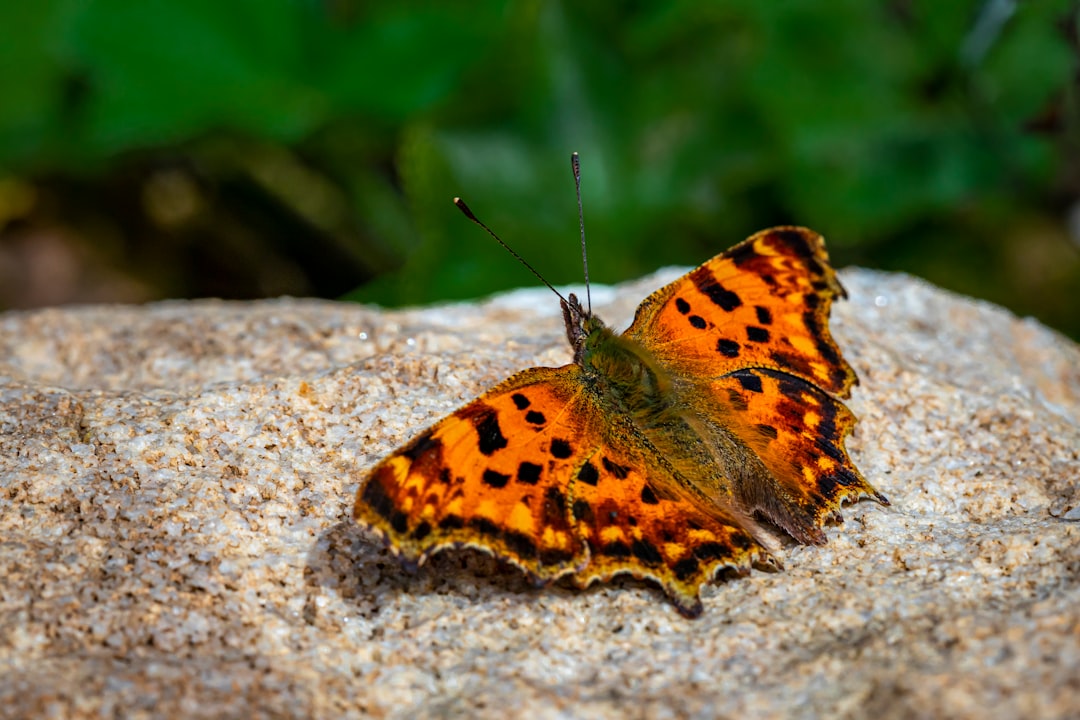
[622,226,884,543]
[355,365,599,580]
[625,227,856,396]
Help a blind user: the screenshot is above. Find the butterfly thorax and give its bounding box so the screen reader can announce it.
[562,293,675,426]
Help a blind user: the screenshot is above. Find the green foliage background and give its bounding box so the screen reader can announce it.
[1,1,1077,339]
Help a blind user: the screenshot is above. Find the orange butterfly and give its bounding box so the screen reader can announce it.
[354,182,887,617]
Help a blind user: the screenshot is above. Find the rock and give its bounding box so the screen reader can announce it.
[1,268,1078,719]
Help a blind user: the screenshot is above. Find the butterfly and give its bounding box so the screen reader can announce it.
[354,198,887,617]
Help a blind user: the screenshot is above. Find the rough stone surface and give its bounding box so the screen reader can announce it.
[1,268,1078,719]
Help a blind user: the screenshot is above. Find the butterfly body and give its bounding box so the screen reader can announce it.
[355,226,887,617]
[572,301,675,430]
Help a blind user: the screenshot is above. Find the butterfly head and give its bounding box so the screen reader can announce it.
[561,292,609,365]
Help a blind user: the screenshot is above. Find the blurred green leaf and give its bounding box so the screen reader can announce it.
[318,2,506,120]
[0,1,78,165]
[69,0,322,155]
[0,0,1076,339]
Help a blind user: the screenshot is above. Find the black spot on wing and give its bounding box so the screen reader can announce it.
[640,485,660,505]
[817,473,838,498]
[471,516,501,538]
[774,372,808,402]
[818,404,839,440]
[412,521,431,540]
[673,557,699,581]
[440,514,464,530]
[803,310,842,366]
[401,431,439,462]
[525,410,546,425]
[360,471,395,520]
[503,530,538,560]
[601,541,631,558]
[390,511,409,534]
[693,542,730,562]
[755,305,773,325]
[747,326,770,343]
[542,487,568,526]
[816,439,845,463]
[550,439,573,459]
[572,499,594,522]
[771,228,816,259]
[461,405,507,456]
[689,315,707,329]
[577,460,599,486]
[727,240,757,267]
[539,548,577,566]
[756,423,779,440]
[675,297,690,314]
[482,469,510,488]
[730,370,763,393]
[517,461,542,485]
[834,468,862,487]
[632,538,663,566]
[511,393,530,410]
[717,339,741,358]
[730,533,752,551]
[691,267,743,311]
[601,456,631,480]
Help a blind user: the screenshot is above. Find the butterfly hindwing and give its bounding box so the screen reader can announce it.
[568,440,772,618]
[706,367,887,544]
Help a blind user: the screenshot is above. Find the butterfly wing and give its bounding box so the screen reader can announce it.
[709,367,887,542]
[567,435,774,618]
[354,365,599,582]
[624,226,885,541]
[355,225,882,614]
[624,226,856,395]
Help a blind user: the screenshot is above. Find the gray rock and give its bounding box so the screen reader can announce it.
[1,268,1078,719]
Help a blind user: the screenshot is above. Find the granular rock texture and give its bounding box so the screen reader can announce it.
[1,269,1078,719]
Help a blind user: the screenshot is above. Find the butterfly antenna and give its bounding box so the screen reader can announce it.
[571,152,591,314]
[453,198,568,304]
